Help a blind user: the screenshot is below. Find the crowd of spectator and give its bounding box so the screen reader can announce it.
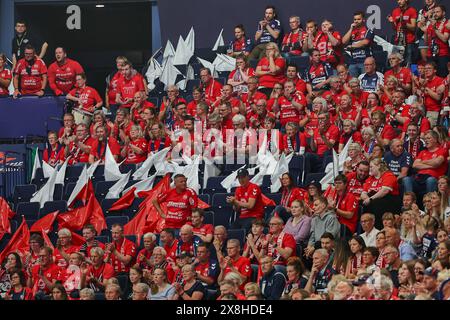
[0,0,450,301]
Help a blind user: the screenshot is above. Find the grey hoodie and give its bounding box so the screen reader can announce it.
[308,210,341,246]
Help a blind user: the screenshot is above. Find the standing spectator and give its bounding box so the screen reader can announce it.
[104,224,137,274]
[199,68,222,106]
[255,42,286,97]
[12,45,47,98]
[417,0,438,62]
[189,209,214,244]
[66,73,103,115]
[47,47,84,95]
[388,0,418,65]
[259,256,287,300]
[227,24,253,58]
[359,213,380,247]
[342,11,374,77]
[0,53,12,96]
[105,56,127,112]
[384,53,413,94]
[115,61,145,109]
[249,5,281,60]
[419,62,444,127]
[358,57,384,93]
[11,20,48,68]
[153,174,199,230]
[281,16,306,58]
[404,122,426,160]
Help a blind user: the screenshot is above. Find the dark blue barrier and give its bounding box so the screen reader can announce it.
[0,144,26,200]
[0,96,65,139]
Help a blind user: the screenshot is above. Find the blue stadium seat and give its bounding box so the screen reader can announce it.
[65,166,84,183]
[120,163,136,175]
[288,155,304,186]
[209,206,232,229]
[227,228,246,247]
[53,184,63,201]
[123,198,145,218]
[63,182,77,200]
[186,79,201,92]
[249,59,258,69]
[250,264,259,283]
[261,175,272,192]
[101,198,121,215]
[39,200,68,218]
[217,71,230,79]
[198,194,210,205]
[203,211,214,225]
[0,235,11,251]
[266,193,282,204]
[205,176,227,196]
[31,167,46,188]
[212,193,233,207]
[147,97,159,107]
[15,202,40,221]
[288,55,310,71]
[25,219,37,228]
[94,181,117,198]
[13,184,37,207]
[303,172,326,188]
[95,235,110,244]
[105,216,129,229]
[91,165,105,183]
[125,235,136,244]
[216,77,227,85]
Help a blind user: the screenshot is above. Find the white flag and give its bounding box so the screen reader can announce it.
[270,153,293,193]
[87,160,100,178]
[221,165,246,193]
[197,57,218,78]
[160,58,183,89]
[185,27,195,56]
[212,28,224,51]
[123,171,158,197]
[183,158,200,194]
[145,57,163,91]
[132,147,171,181]
[30,168,58,208]
[42,161,55,179]
[320,138,352,189]
[67,165,88,208]
[105,171,131,199]
[31,147,41,181]
[203,158,220,189]
[373,35,405,56]
[55,158,69,186]
[162,40,175,63]
[212,54,236,72]
[173,35,193,65]
[104,143,124,181]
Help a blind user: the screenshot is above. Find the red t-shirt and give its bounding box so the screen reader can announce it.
[278,92,307,126]
[257,57,286,88]
[202,80,223,106]
[337,192,358,233]
[47,58,84,95]
[31,263,61,294]
[90,138,121,161]
[188,223,214,238]
[86,262,115,289]
[345,171,366,199]
[0,68,12,96]
[384,67,412,89]
[426,20,450,57]
[116,74,145,108]
[14,58,47,94]
[157,188,199,229]
[235,182,265,219]
[416,147,448,178]
[402,117,431,135]
[43,145,65,166]
[377,124,398,141]
[67,137,96,165]
[68,86,102,113]
[282,132,307,154]
[267,232,297,265]
[241,91,267,114]
[391,6,418,44]
[363,171,399,196]
[310,125,340,156]
[125,138,148,164]
[107,71,123,104]
[293,77,307,94]
[222,256,252,287]
[110,238,137,273]
[53,245,80,269]
[339,131,363,146]
[164,239,179,262]
[424,76,444,112]
[313,31,343,66]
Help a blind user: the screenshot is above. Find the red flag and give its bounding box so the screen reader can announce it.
[262,194,276,207]
[0,197,15,219]
[87,196,107,235]
[30,211,59,234]
[0,217,30,264]
[0,197,15,241]
[198,198,210,209]
[70,231,86,247]
[108,187,136,212]
[57,204,90,232]
[69,180,94,209]
[41,230,55,251]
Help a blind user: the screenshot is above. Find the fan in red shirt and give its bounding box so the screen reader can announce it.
[0,53,12,96]
[227,169,265,232]
[13,45,47,98]
[188,208,214,243]
[346,160,370,199]
[153,174,199,230]
[211,84,243,114]
[186,87,204,116]
[371,110,398,147]
[339,119,363,153]
[160,229,179,263]
[80,247,115,292]
[258,117,283,155]
[66,73,103,114]
[276,80,307,127]
[121,124,148,164]
[322,76,347,116]
[27,247,61,296]
[240,76,267,114]
[105,56,126,109]
[286,64,307,94]
[115,61,145,109]
[147,122,172,153]
[348,78,369,109]
[282,122,307,155]
[88,125,121,164]
[53,228,80,269]
[247,99,276,129]
[47,47,84,95]
[227,55,256,94]
[199,68,222,106]
[400,103,431,139]
[105,224,137,274]
[218,239,252,290]
[255,42,286,93]
[263,216,296,266]
[337,94,361,126]
[43,131,64,167]
[281,16,306,56]
[65,123,96,165]
[135,233,157,270]
[324,174,359,234]
[421,62,445,127]
[271,173,307,222]
[79,224,105,259]
[384,52,413,94]
[312,19,343,68]
[217,101,234,131]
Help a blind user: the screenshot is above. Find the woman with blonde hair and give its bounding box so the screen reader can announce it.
[148,267,176,300]
[255,42,286,97]
[147,121,172,153]
[300,96,328,130]
[338,119,363,153]
[244,282,261,299]
[400,211,424,251]
[122,124,148,164]
[380,75,399,106]
[343,142,366,174]
[361,126,377,157]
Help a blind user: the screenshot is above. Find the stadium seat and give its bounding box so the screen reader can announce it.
[205,289,218,300]
[91,165,105,183]
[289,55,310,71]
[250,264,259,283]
[186,79,201,93]
[198,194,210,205]
[120,163,136,175]
[266,193,282,204]
[261,175,272,192]
[288,155,304,186]
[101,198,121,215]
[205,176,227,196]
[105,216,129,229]
[203,211,214,225]
[123,198,145,218]
[53,183,63,201]
[65,166,84,183]
[212,193,233,207]
[216,77,227,85]
[303,172,326,187]
[13,184,37,207]
[63,182,77,200]
[95,235,110,244]
[94,181,117,198]
[0,235,11,251]
[209,206,232,229]
[195,48,217,62]
[15,202,40,221]
[39,200,68,218]
[373,50,388,73]
[25,219,37,228]
[227,228,246,247]
[125,235,137,244]
[31,167,46,188]
[274,264,287,277]
[249,59,258,69]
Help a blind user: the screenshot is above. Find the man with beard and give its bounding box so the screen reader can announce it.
[115,61,146,109]
[47,47,84,95]
[13,45,47,98]
[346,160,370,200]
[403,123,426,160]
[88,125,120,163]
[249,5,281,60]
[65,123,95,165]
[199,68,222,106]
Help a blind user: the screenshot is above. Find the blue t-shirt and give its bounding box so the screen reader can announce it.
[257,19,281,44]
[358,72,384,93]
[384,150,413,176]
[349,27,375,63]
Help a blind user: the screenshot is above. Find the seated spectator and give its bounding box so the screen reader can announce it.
[275,80,307,128]
[359,213,380,247]
[282,122,307,156]
[199,68,222,106]
[243,218,267,264]
[135,233,157,270]
[218,279,246,300]
[0,53,12,97]
[90,110,113,138]
[79,224,105,260]
[343,143,367,174]
[380,76,399,107]
[153,174,199,230]
[305,49,333,102]
[305,249,337,294]
[121,124,148,164]
[148,268,176,300]
[211,84,244,114]
[433,126,450,160]
[406,130,448,194]
[346,160,370,200]
[244,282,262,299]
[360,92,383,128]
[261,216,296,265]
[53,228,80,269]
[385,227,418,262]
[370,110,398,147]
[361,158,401,229]
[255,42,286,97]
[227,54,255,94]
[403,122,426,160]
[65,123,95,165]
[176,224,202,257]
[66,73,103,115]
[188,209,213,243]
[384,138,413,186]
[249,5,281,60]
[157,85,187,129]
[285,64,307,94]
[0,253,23,299]
[304,180,323,213]
[104,224,137,274]
[58,113,76,146]
[400,210,425,250]
[347,78,369,108]
[104,283,122,300]
[305,196,341,258]
[211,226,228,262]
[301,97,327,131]
[369,144,385,162]
[358,57,384,93]
[342,11,374,77]
[4,269,33,300]
[105,55,127,111]
[80,247,115,292]
[218,239,252,289]
[281,16,306,58]
[383,244,402,288]
[13,45,47,98]
[88,125,120,164]
[345,235,366,279]
[323,76,348,116]
[384,52,413,94]
[115,61,145,109]
[308,19,343,68]
[131,282,149,301]
[47,47,84,95]
[398,261,418,298]
[50,282,69,301]
[248,99,275,129]
[227,24,252,58]
[147,122,172,153]
[400,104,431,140]
[43,131,64,167]
[259,255,287,300]
[27,247,60,299]
[240,76,267,114]
[375,230,388,268]
[123,266,145,299]
[227,168,264,232]
[272,174,306,223]
[193,243,219,289]
[282,256,308,297]
[339,120,363,154]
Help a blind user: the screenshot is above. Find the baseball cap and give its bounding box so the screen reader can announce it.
[236,168,249,178]
[423,267,438,278]
[352,274,371,287]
